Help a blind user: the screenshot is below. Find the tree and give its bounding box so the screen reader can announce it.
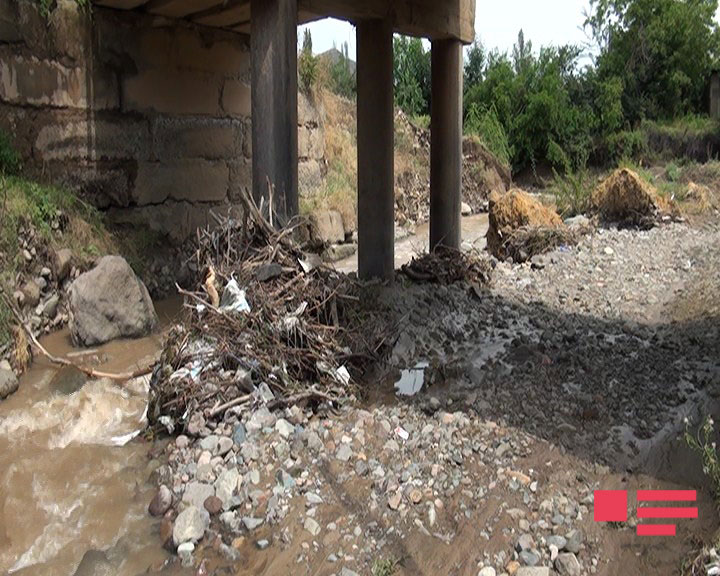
[586,0,720,122]
[298,28,318,94]
[328,42,356,98]
[393,35,431,116]
[464,39,485,90]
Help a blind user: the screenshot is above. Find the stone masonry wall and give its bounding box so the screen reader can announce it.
[0,0,325,241]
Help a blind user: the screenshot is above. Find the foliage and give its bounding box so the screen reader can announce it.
[586,0,720,123]
[464,39,485,89]
[0,130,20,176]
[552,167,594,217]
[684,415,720,504]
[372,557,400,576]
[327,42,356,99]
[298,29,318,95]
[393,35,431,117]
[465,103,512,167]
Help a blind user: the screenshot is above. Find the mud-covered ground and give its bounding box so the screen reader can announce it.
[149,218,720,576]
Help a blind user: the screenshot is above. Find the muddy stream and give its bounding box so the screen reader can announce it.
[0,301,183,576]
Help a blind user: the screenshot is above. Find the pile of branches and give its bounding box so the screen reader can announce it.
[149,190,391,428]
[400,247,493,285]
[502,226,579,263]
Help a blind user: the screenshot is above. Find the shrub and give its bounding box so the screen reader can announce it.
[465,104,512,167]
[298,29,317,95]
[0,131,20,175]
[684,415,720,504]
[552,167,594,217]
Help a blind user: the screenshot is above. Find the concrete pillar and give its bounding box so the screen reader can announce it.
[430,39,463,250]
[251,0,298,225]
[357,18,395,281]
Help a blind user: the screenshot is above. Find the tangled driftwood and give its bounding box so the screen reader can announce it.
[149,188,391,427]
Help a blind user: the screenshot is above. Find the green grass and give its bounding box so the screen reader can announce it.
[551,168,595,217]
[372,557,400,576]
[0,174,117,348]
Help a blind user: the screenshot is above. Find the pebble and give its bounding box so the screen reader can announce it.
[304,517,321,536]
[336,444,353,462]
[555,553,582,576]
[173,506,209,547]
[148,485,173,517]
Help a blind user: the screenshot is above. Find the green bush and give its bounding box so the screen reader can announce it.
[605,130,649,164]
[0,131,20,175]
[465,104,512,167]
[298,29,318,95]
[552,167,594,217]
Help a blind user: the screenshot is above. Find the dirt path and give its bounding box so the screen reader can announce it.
[152,218,720,576]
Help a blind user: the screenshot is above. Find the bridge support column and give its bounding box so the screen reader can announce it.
[357,18,395,281]
[430,38,463,250]
[251,0,298,225]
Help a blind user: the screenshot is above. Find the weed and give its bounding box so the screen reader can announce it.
[684,415,720,504]
[0,131,20,176]
[372,557,400,576]
[552,168,594,217]
[465,104,512,168]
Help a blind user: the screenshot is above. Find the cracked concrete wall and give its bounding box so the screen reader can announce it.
[0,0,325,240]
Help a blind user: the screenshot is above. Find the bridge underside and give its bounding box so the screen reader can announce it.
[94,0,475,280]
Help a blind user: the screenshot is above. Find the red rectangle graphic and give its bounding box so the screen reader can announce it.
[594,490,628,522]
[637,507,698,519]
[637,524,677,536]
[637,490,696,502]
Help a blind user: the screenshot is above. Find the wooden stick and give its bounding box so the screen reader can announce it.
[1,291,154,382]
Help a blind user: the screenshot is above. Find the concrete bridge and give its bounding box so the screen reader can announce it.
[93,0,475,280]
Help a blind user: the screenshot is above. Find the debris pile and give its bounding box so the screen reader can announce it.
[486,189,566,261]
[590,168,670,226]
[149,191,390,431]
[400,247,493,286]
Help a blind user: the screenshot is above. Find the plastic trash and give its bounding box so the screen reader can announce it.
[394,426,410,441]
[335,366,351,386]
[220,278,251,314]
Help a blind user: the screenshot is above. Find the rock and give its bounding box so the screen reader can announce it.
[388,491,402,510]
[462,202,473,216]
[232,423,247,445]
[215,468,240,508]
[516,534,535,552]
[546,535,567,551]
[519,550,541,566]
[217,436,233,455]
[0,368,18,400]
[182,482,215,509]
[564,529,583,554]
[555,553,582,576]
[340,568,360,576]
[172,506,209,547]
[21,281,41,308]
[486,189,564,260]
[242,516,264,531]
[516,569,550,576]
[564,214,590,229]
[336,444,353,462]
[68,256,158,346]
[324,243,357,262]
[309,210,345,246]
[304,517,321,536]
[275,418,295,439]
[478,568,496,576]
[53,248,73,281]
[177,542,195,565]
[148,485,173,517]
[199,435,219,453]
[591,168,667,224]
[42,294,60,318]
[256,539,270,550]
[204,495,223,515]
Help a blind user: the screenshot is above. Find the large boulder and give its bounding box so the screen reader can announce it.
[0,366,18,400]
[309,210,345,246]
[591,168,667,224]
[69,255,157,346]
[487,189,564,260]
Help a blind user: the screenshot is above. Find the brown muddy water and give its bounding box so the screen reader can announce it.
[0,300,181,576]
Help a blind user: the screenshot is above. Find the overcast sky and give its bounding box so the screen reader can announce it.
[300,0,596,59]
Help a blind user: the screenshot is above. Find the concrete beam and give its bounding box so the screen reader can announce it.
[430,38,463,250]
[357,18,394,281]
[250,0,298,225]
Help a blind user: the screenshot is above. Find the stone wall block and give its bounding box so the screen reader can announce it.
[133,160,229,205]
[122,69,222,116]
[153,117,236,161]
[221,79,251,118]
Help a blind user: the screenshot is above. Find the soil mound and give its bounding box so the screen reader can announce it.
[486,189,564,260]
[591,168,667,225]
